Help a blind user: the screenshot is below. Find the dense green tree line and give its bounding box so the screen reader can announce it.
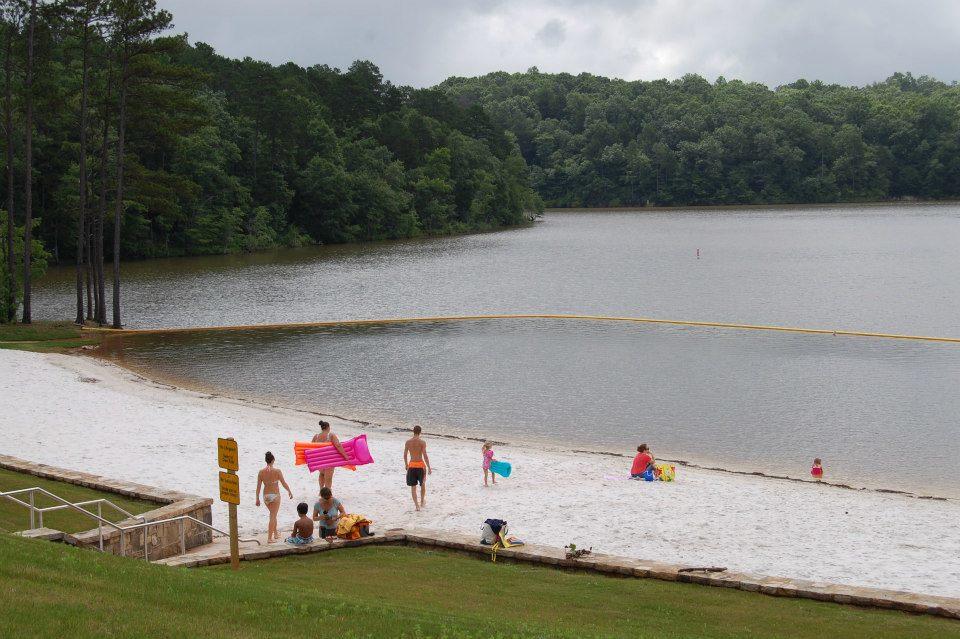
[2,2,957,327]
[0,0,540,325]
[440,69,960,207]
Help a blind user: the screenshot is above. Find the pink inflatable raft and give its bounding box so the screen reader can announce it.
[304,434,374,471]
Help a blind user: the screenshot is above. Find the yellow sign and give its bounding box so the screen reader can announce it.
[218,471,240,505]
[217,438,239,471]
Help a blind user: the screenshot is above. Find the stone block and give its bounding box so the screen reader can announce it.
[681,573,714,586]
[737,579,762,592]
[648,567,680,582]
[16,527,65,541]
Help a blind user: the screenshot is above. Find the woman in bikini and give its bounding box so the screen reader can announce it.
[255,451,293,543]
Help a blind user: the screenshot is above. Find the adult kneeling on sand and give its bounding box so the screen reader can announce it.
[631,444,655,478]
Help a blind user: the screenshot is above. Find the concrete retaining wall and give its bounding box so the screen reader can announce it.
[0,454,212,560]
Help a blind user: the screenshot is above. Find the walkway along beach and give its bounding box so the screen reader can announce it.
[1,348,958,598]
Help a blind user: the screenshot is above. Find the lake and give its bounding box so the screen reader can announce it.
[36,204,960,496]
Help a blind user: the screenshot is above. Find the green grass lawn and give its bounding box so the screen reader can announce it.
[0,320,100,352]
[0,321,83,341]
[0,468,157,534]
[0,535,956,639]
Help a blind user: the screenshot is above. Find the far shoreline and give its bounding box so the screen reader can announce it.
[34,199,960,278]
[547,198,960,214]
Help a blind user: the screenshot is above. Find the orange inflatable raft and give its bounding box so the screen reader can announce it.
[293,441,356,471]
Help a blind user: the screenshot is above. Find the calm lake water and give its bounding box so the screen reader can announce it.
[36,204,960,496]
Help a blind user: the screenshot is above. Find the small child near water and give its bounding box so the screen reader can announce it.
[811,458,823,481]
[482,442,496,486]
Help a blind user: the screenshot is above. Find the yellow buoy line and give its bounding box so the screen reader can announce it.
[82,313,960,344]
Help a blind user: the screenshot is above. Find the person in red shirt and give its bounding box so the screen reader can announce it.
[631,444,655,478]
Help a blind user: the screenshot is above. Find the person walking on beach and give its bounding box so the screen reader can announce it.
[482,441,496,486]
[312,420,348,490]
[631,444,655,478]
[404,425,431,511]
[255,451,293,543]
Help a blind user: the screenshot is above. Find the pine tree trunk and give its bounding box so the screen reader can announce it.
[75,22,91,325]
[94,171,105,323]
[3,23,15,323]
[111,62,127,329]
[21,0,36,324]
[85,231,93,321]
[95,71,112,326]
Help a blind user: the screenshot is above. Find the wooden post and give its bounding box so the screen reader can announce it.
[228,472,239,571]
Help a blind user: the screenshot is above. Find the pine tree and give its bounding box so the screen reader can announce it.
[108,0,172,328]
[20,0,34,323]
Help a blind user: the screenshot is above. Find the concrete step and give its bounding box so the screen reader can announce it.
[15,527,65,542]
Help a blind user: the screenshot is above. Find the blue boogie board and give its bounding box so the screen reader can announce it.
[489,460,512,478]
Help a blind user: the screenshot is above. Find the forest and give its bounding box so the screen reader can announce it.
[0,0,541,327]
[2,1,959,328]
[440,69,960,207]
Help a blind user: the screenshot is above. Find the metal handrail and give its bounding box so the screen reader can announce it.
[36,497,144,521]
[1,486,260,560]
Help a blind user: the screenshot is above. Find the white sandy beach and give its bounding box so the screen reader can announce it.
[1,348,959,598]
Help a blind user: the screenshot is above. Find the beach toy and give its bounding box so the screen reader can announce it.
[303,434,374,471]
[656,464,676,482]
[641,468,655,481]
[294,441,327,465]
[294,441,356,471]
[489,460,512,478]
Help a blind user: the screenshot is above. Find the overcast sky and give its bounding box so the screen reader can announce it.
[157,0,960,88]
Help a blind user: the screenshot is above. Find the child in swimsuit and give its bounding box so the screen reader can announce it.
[811,458,823,481]
[286,502,315,545]
[482,442,496,486]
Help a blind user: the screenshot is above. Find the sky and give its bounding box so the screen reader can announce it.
[157,0,960,88]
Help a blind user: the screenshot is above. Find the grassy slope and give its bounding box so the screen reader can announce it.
[0,320,99,352]
[0,468,157,534]
[0,536,956,639]
[0,321,82,341]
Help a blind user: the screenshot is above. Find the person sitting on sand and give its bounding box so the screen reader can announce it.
[313,487,346,538]
[256,451,294,543]
[286,502,314,545]
[630,444,655,478]
[482,441,496,486]
[404,425,431,511]
[312,420,349,490]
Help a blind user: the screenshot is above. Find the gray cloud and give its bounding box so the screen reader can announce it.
[535,19,567,48]
[158,0,960,87]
